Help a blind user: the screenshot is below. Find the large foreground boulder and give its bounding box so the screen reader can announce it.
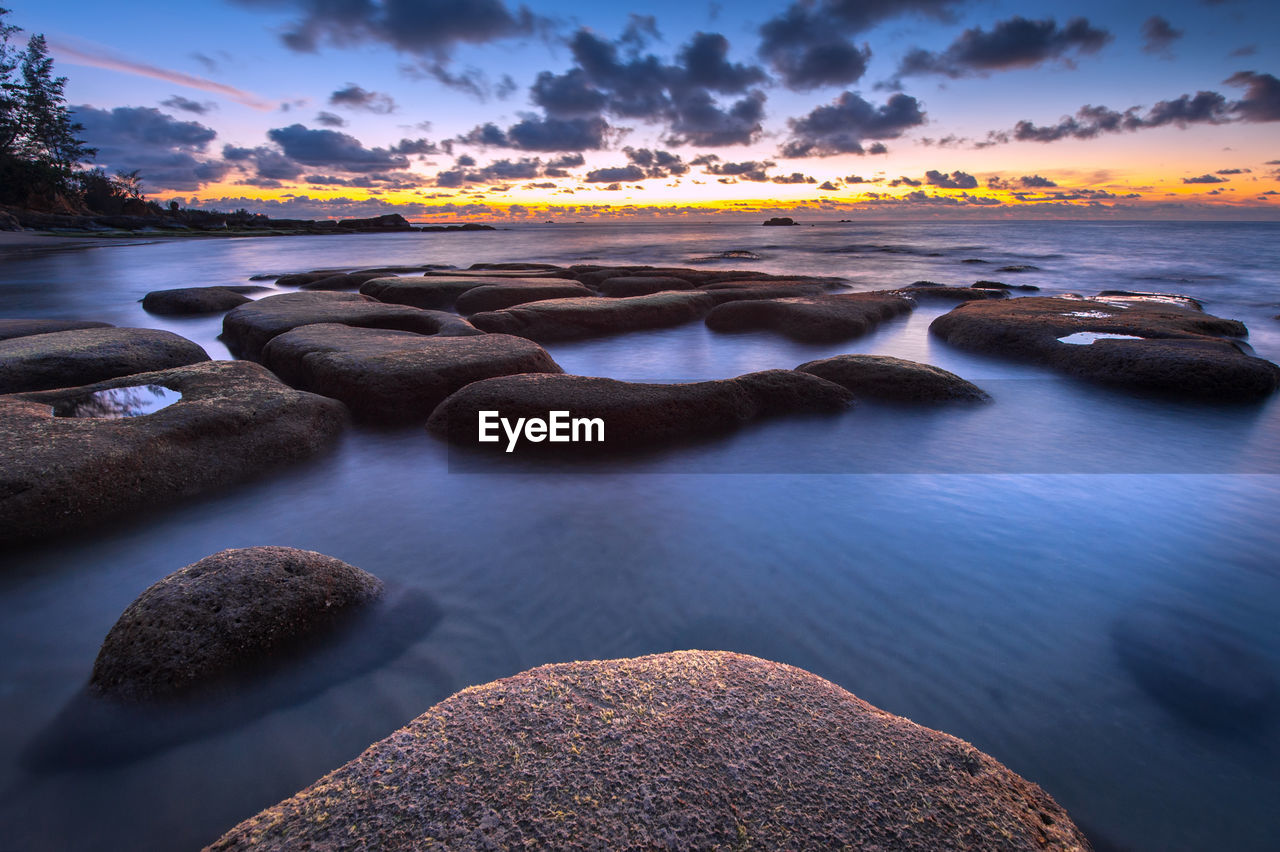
[0,360,348,546]
[930,296,1280,400]
[221,291,479,361]
[470,291,714,341]
[453,280,595,315]
[92,547,383,702]
[0,318,113,341]
[427,370,852,452]
[0,327,210,393]
[208,651,1090,851]
[705,292,914,342]
[262,324,563,423]
[797,354,989,402]
[142,286,259,315]
[596,275,694,297]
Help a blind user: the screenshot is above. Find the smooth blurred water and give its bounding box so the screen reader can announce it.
[1,221,1278,851]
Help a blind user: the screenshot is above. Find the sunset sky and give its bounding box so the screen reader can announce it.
[12,0,1280,220]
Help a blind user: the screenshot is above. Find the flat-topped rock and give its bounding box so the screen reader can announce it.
[208,651,1089,851]
[699,278,843,304]
[453,280,595,315]
[797,354,989,403]
[92,547,382,702]
[360,275,566,309]
[898,283,1010,302]
[705,292,914,342]
[0,327,210,394]
[0,318,113,341]
[262,324,563,423]
[0,360,347,546]
[470,291,714,342]
[221,291,479,361]
[596,275,695,297]
[142,286,260,315]
[298,271,397,291]
[427,370,852,452]
[930,296,1280,400]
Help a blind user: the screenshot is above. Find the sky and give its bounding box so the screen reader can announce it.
[6,0,1279,221]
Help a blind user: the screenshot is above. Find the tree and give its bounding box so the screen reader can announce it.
[18,33,93,175]
[0,7,21,159]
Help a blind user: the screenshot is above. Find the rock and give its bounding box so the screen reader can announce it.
[91,547,383,702]
[470,291,714,342]
[0,318,113,341]
[796,355,989,403]
[419,222,496,232]
[899,284,1009,302]
[208,651,1090,852]
[429,268,578,280]
[705,292,914,343]
[762,216,798,225]
[997,265,1038,273]
[572,265,764,287]
[469,262,568,272]
[142,286,257,315]
[930,296,1280,400]
[336,213,414,232]
[596,275,694,297]
[971,280,1040,292]
[275,271,347,288]
[262,324,563,423]
[426,370,852,452]
[221,291,480,361]
[0,327,210,394]
[0,210,21,231]
[699,279,835,304]
[359,276,547,310]
[1112,605,1278,735]
[0,360,348,546]
[453,280,595,315]
[298,271,396,291]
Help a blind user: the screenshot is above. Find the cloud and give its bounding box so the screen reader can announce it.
[758,0,960,90]
[781,91,926,157]
[231,0,539,56]
[585,165,646,183]
[771,172,816,184]
[895,16,1111,79]
[925,169,978,189]
[818,180,840,190]
[844,174,876,184]
[699,158,775,181]
[889,176,922,187]
[1000,73,1280,144]
[1019,174,1057,187]
[1230,45,1257,58]
[72,105,226,191]
[315,111,347,127]
[1226,71,1280,122]
[161,95,216,115]
[266,124,410,171]
[1215,167,1251,174]
[1141,16,1183,56]
[624,147,689,177]
[329,84,397,114]
[1183,174,1229,183]
[49,36,272,110]
[462,116,613,152]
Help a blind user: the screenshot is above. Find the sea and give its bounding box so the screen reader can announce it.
[0,219,1278,851]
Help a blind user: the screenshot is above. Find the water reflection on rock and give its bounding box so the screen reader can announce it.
[51,385,182,419]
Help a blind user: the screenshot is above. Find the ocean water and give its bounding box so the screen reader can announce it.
[0,220,1278,851]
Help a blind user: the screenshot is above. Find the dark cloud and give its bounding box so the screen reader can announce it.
[818,180,840,190]
[1230,45,1257,58]
[925,169,977,189]
[889,176,922,187]
[758,0,960,90]
[231,0,538,57]
[771,172,816,184]
[472,27,767,149]
[1019,174,1057,187]
[72,105,224,191]
[781,92,926,157]
[585,165,646,183]
[161,95,216,115]
[314,111,347,127]
[1183,174,1229,183]
[1226,71,1280,122]
[1215,167,1251,174]
[624,147,688,177]
[392,137,439,155]
[844,174,876,183]
[700,159,775,181]
[266,124,410,171]
[1004,73,1280,144]
[403,62,509,101]
[223,144,305,182]
[462,115,613,152]
[896,16,1111,79]
[329,84,397,114]
[1141,16,1183,56]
